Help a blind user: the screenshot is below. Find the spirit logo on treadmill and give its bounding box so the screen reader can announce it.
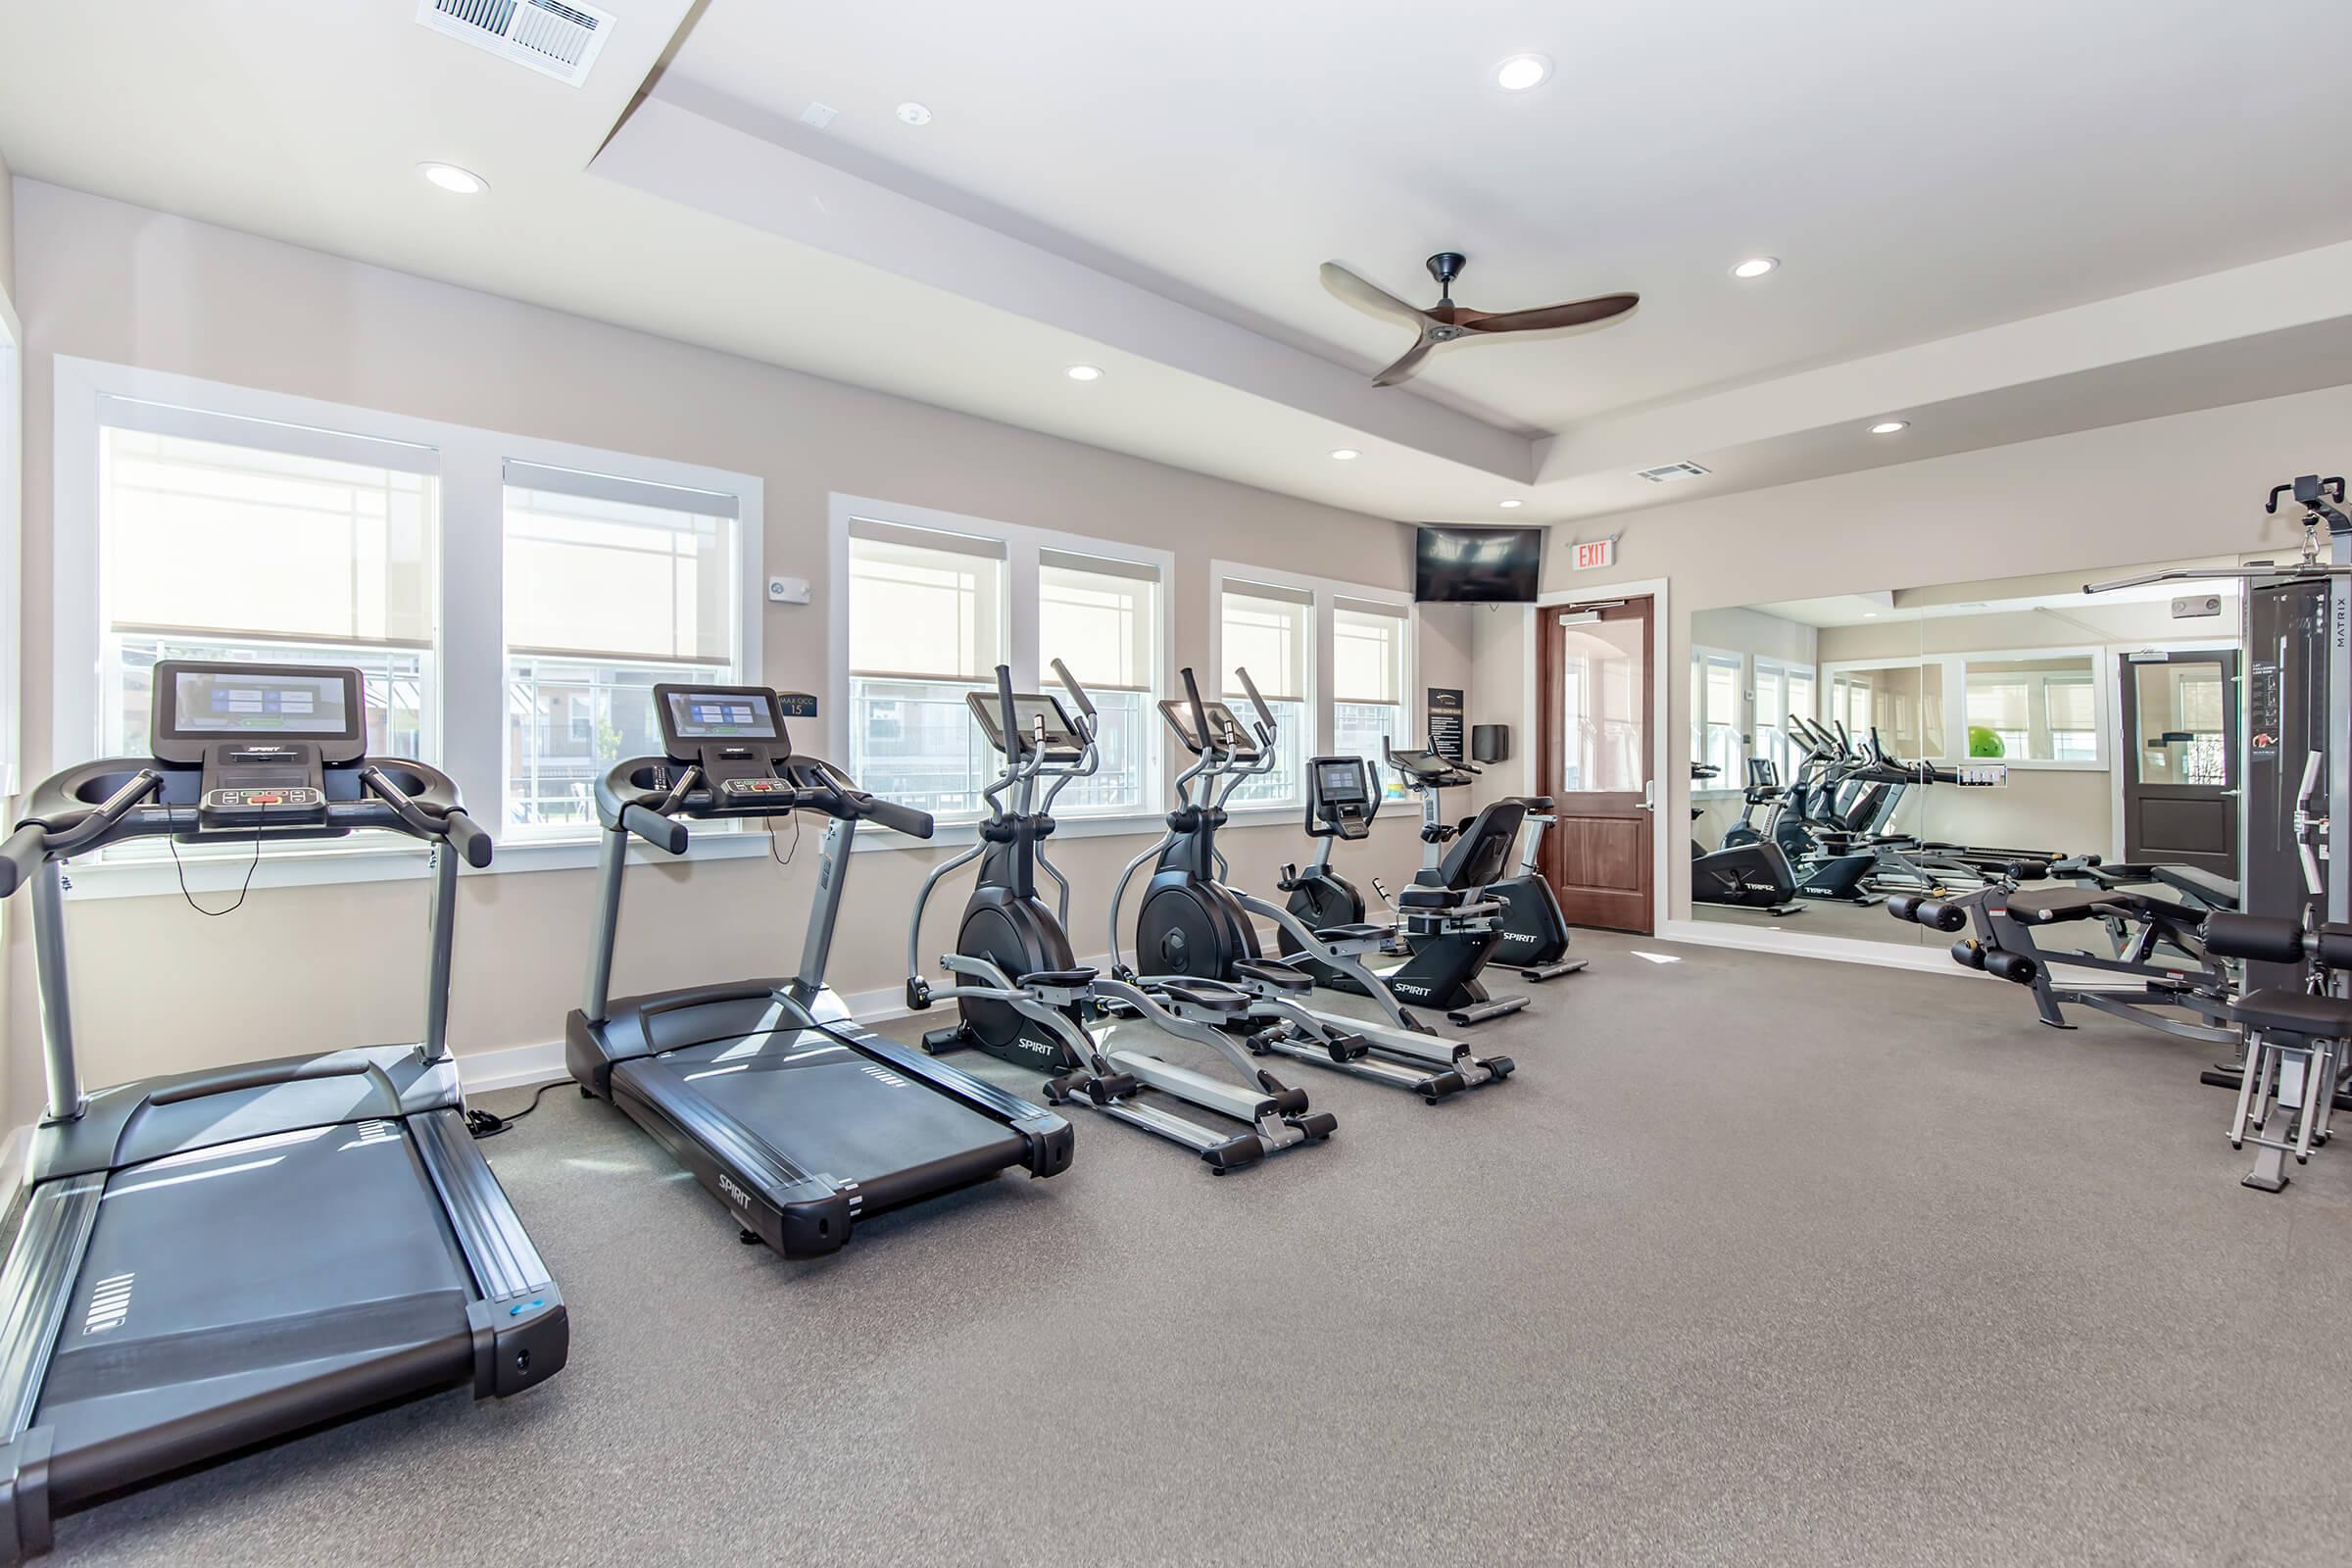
[85,1272,135,1335]
[1393,981,1435,999]
[716,1172,753,1213]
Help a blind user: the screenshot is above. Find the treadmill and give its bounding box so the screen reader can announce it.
[0,661,564,1560]
[565,682,1073,1259]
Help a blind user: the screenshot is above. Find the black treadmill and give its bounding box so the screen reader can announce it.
[0,662,564,1560]
[564,683,1073,1259]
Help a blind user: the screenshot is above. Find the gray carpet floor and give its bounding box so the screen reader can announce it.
[38,932,2352,1566]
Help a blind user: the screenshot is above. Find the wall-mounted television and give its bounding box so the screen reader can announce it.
[1414,525,1544,603]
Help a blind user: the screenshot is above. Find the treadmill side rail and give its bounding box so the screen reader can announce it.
[410,1109,568,1396]
[846,1032,1075,1176]
[0,1177,103,1559]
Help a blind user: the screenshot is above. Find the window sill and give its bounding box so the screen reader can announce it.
[57,830,776,902]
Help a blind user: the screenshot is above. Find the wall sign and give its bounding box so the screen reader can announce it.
[1572,537,1616,572]
[1427,687,1465,762]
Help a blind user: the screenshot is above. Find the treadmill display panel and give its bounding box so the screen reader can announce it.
[664,690,783,742]
[172,668,354,737]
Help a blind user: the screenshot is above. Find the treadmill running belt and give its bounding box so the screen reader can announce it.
[646,1029,1027,1184]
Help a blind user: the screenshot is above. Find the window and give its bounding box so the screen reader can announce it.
[833,500,1168,831]
[1037,550,1159,815]
[1959,654,2102,764]
[1332,598,1410,800]
[98,418,440,766]
[502,464,743,836]
[1219,580,1313,808]
[846,521,1006,821]
[1752,659,1814,782]
[1828,662,1942,760]
[1690,649,1743,786]
[56,360,763,884]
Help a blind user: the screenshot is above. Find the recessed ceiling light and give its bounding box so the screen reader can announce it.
[1065,365,1103,381]
[1731,257,1779,279]
[1330,448,1361,461]
[1870,419,1909,435]
[416,162,487,196]
[896,102,933,125]
[1494,54,1552,91]
[1498,499,1524,509]
[1863,612,1879,618]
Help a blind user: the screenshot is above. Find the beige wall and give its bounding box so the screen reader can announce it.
[1,180,1460,1106]
[1471,381,2352,915]
[1,160,14,1137]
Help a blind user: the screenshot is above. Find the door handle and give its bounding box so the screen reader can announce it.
[2217,788,2240,798]
[1635,779,1655,811]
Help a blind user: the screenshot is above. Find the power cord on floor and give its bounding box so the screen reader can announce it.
[466,1079,564,1140]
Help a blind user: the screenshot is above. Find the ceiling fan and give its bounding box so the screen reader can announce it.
[1320,252,1639,387]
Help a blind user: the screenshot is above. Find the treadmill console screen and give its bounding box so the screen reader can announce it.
[663,690,782,742]
[172,668,355,739]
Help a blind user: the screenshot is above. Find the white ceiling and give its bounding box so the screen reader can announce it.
[2,0,2349,529]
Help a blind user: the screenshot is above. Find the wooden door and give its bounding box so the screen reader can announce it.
[2119,650,2240,878]
[1537,597,1655,933]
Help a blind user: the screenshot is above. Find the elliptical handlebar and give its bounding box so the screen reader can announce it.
[1236,666,1276,745]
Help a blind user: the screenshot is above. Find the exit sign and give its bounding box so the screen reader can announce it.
[1573,537,1615,572]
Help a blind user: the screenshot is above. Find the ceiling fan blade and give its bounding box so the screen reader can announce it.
[1372,334,1440,387]
[1463,293,1641,334]
[1321,262,1433,327]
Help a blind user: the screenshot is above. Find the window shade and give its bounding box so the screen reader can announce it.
[103,425,437,648]
[1333,601,1405,704]
[1039,550,1157,692]
[1221,581,1312,702]
[2045,675,2097,732]
[505,484,736,664]
[849,526,1005,680]
[1967,678,2031,731]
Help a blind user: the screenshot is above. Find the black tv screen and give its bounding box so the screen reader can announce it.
[1414,525,1544,603]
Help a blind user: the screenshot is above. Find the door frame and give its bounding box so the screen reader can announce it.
[1518,576,1675,936]
[2101,636,2243,868]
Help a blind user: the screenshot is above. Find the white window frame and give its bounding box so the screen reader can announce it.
[1751,656,1815,787]
[1689,645,1746,798]
[50,357,764,898]
[0,289,21,803]
[1819,646,2112,771]
[826,493,1172,849]
[1207,560,1416,826]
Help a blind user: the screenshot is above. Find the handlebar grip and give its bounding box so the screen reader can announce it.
[444,810,494,869]
[0,824,45,899]
[859,796,936,840]
[1049,658,1097,719]
[622,804,689,856]
[994,663,1021,757]
[1235,666,1274,729]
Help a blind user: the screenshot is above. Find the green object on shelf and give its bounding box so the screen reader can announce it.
[1967,725,2005,758]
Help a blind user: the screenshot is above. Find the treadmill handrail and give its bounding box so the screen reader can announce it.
[595,755,937,841]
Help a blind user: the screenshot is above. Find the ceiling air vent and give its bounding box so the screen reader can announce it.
[1634,461,1711,484]
[416,0,613,87]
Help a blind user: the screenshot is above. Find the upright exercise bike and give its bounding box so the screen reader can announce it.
[1367,739,1534,1023]
[906,662,1335,1171]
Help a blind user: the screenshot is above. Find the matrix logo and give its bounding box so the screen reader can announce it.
[716,1172,753,1212]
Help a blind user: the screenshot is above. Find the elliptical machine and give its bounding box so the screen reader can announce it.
[1112,667,1513,1099]
[906,662,1334,1172]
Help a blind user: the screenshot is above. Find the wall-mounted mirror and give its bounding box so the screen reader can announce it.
[1682,559,2245,951]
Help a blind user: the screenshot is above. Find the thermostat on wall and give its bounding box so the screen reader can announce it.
[767,576,812,605]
